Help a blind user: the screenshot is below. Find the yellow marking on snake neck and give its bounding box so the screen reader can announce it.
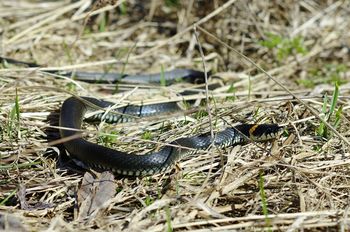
[249,124,259,138]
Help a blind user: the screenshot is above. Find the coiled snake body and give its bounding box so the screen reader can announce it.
[58,70,281,176]
[0,57,281,176]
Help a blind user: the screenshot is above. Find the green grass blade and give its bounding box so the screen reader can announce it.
[259,170,271,231]
[160,64,166,86]
[7,89,20,138]
[15,89,20,121]
[0,189,16,206]
[165,206,173,232]
[327,81,339,121]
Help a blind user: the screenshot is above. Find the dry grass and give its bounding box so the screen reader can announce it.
[1,0,350,231]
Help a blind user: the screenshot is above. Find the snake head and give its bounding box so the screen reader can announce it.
[234,124,282,142]
[185,70,212,84]
[248,124,283,141]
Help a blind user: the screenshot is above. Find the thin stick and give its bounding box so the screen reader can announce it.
[193,26,213,138]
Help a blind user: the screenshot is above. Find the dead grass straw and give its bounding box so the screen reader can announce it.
[1,0,350,231]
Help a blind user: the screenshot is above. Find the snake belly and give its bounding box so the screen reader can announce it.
[59,97,281,176]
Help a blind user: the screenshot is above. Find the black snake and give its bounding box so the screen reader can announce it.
[1,57,282,176]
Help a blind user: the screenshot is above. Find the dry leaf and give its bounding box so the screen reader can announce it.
[0,213,27,232]
[77,171,116,221]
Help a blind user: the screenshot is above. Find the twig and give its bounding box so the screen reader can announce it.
[193,26,213,138]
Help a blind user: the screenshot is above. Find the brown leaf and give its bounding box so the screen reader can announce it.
[16,184,53,211]
[77,171,115,221]
[17,184,29,210]
[0,213,27,232]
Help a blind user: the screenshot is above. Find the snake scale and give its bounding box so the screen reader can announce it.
[0,57,282,176]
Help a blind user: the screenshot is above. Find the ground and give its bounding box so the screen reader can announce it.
[0,0,350,231]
